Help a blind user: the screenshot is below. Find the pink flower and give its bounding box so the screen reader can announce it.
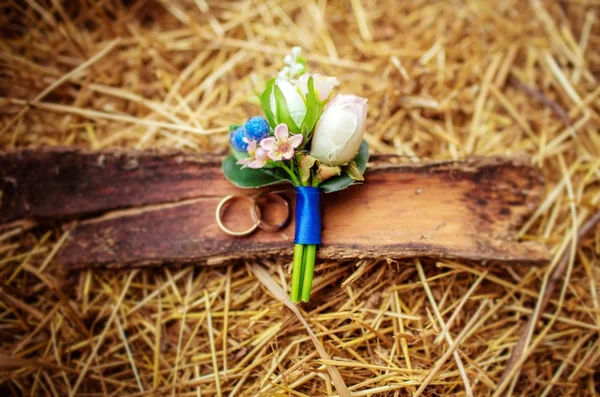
[260,124,303,161]
[237,139,268,169]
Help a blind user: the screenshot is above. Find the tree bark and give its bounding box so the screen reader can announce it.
[0,148,548,268]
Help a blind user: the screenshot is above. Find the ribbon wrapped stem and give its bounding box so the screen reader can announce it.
[290,187,321,303]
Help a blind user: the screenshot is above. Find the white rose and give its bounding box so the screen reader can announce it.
[310,94,368,166]
[269,78,306,129]
[297,74,339,101]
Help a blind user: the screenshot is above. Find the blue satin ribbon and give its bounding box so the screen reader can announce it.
[294,186,322,245]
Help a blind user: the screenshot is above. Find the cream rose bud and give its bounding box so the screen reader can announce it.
[269,78,307,129]
[297,74,339,101]
[310,94,368,166]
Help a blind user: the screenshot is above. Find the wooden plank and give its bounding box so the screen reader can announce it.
[0,148,548,267]
[0,148,232,225]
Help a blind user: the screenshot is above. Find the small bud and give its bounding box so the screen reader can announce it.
[316,164,341,182]
[229,126,249,152]
[310,94,368,166]
[244,116,270,142]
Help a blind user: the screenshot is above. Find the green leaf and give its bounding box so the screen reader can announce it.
[222,155,293,188]
[320,140,370,193]
[300,77,323,140]
[273,85,300,134]
[231,148,248,162]
[260,79,276,128]
[299,123,309,148]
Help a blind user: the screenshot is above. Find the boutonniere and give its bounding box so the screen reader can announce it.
[222,47,369,303]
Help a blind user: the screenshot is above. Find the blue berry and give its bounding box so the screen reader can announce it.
[244,116,270,142]
[230,126,249,152]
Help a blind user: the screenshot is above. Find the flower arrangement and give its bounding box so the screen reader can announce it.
[223,47,369,303]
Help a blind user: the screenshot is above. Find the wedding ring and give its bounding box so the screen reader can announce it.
[252,191,291,232]
[215,195,260,236]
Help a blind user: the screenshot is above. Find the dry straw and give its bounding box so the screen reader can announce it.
[1,0,599,396]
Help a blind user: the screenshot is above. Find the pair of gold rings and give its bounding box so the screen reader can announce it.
[215,191,291,236]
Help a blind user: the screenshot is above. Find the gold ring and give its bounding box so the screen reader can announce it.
[252,191,291,232]
[215,195,260,236]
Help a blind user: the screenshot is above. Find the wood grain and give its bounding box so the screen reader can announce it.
[0,148,548,268]
[0,148,231,224]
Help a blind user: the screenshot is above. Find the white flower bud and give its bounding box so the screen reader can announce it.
[269,78,307,129]
[297,74,339,101]
[310,94,368,166]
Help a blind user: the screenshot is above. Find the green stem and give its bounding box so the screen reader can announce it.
[291,244,304,303]
[300,245,317,302]
[299,244,307,295]
[280,162,300,186]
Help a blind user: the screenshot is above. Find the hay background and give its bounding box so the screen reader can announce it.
[1,0,599,396]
